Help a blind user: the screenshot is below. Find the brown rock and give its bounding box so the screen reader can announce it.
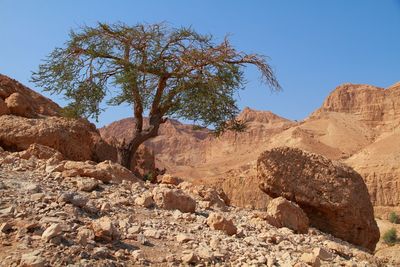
[0,98,10,116]
[0,74,60,117]
[0,222,13,233]
[160,174,182,186]
[313,247,333,261]
[41,223,62,242]
[134,194,154,208]
[77,227,95,245]
[299,253,321,267]
[92,216,119,242]
[20,251,46,267]
[258,147,379,251]
[206,212,237,236]
[62,160,140,183]
[266,197,309,234]
[0,115,113,162]
[152,187,196,213]
[5,92,34,117]
[18,143,64,161]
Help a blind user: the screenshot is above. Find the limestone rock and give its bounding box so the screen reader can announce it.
[176,233,192,243]
[62,160,140,183]
[152,187,196,213]
[41,223,62,242]
[0,115,113,162]
[92,216,119,242]
[299,253,321,267]
[258,147,379,251]
[77,178,99,192]
[206,212,237,236]
[77,227,95,245]
[266,197,309,234]
[58,192,88,208]
[160,174,182,185]
[135,194,154,208]
[18,143,64,161]
[20,251,46,267]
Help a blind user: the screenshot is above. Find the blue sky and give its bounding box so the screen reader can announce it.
[1,0,399,127]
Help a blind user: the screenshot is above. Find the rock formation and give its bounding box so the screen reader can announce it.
[257,147,380,251]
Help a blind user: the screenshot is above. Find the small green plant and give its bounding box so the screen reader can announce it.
[143,173,154,183]
[389,212,399,224]
[382,228,397,245]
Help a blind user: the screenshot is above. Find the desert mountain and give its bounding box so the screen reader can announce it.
[101,82,400,213]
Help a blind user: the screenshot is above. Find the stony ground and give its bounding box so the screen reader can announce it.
[0,152,394,266]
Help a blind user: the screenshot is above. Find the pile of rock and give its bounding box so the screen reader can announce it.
[0,146,392,266]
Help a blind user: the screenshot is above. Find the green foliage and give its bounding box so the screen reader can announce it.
[143,173,154,182]
[383,228,398,245]
[32,22,280,133]
[389,212,399,224]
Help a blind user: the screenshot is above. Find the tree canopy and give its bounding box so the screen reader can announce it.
[32,22,281,168]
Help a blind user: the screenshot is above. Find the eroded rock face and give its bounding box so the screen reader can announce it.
[312,83,400,131]
[257,147,379,251]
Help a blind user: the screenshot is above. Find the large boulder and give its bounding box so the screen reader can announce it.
[0,115,114,162]
[257,147,379,251]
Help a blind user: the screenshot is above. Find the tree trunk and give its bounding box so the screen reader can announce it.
[116,115,165,170]
[116,138,141,171]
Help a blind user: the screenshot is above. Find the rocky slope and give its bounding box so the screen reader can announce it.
[0,146,393,266]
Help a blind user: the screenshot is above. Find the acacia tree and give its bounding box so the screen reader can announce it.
[32,22,281,169]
